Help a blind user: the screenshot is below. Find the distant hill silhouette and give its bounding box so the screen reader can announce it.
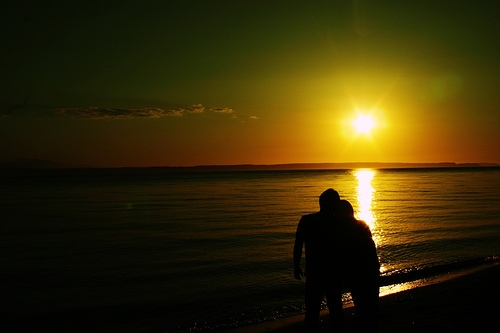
[158,162,499,172]
[0,159,498,170]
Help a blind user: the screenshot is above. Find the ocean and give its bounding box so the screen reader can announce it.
[2,167,500,332]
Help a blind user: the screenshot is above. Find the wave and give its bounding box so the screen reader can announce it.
[379,255,500,286]
[170,255,499,333]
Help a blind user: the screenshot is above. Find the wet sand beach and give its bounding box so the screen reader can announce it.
[227,263,500,333]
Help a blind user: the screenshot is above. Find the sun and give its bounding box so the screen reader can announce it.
[352,114,375,134]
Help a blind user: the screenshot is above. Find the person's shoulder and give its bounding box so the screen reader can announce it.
[299,212,321,223]
[353,219,372,234]
[302,211,321,218]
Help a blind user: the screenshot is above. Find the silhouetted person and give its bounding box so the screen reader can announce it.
[294,189,342,333]
[336,200,380,332]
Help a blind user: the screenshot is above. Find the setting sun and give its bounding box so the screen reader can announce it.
[353,114,376,134]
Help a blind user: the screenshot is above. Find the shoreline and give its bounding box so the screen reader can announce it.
[226,263,500,332]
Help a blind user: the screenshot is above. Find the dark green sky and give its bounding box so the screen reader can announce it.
[1,1,499,167]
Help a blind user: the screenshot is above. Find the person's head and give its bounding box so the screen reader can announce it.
[336,199,355,218]
[319,188,340,213]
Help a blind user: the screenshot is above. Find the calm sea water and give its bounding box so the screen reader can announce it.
[2,167,500,332]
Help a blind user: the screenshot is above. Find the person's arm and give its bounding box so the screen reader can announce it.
[293,218,305,280]
[359,221,381,274]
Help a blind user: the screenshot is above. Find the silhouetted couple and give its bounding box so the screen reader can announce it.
[293,189,380,332]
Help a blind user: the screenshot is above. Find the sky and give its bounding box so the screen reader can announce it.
[1,1,499,167]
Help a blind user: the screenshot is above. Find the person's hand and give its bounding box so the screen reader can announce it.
[294,267,304,280]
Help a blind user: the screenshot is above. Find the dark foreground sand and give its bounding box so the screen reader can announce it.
[228,263,500,333]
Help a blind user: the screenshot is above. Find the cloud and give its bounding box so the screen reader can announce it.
[163,108,184,117]
[57,107,167,119]
[168,104,205,116]
[55,104,235,119]
[209,107,234,113]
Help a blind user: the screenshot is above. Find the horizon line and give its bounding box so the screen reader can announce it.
[1,158,499,170]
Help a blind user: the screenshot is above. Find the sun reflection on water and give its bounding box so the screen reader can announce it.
[353,169,387,272]
[354,169,376,229]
